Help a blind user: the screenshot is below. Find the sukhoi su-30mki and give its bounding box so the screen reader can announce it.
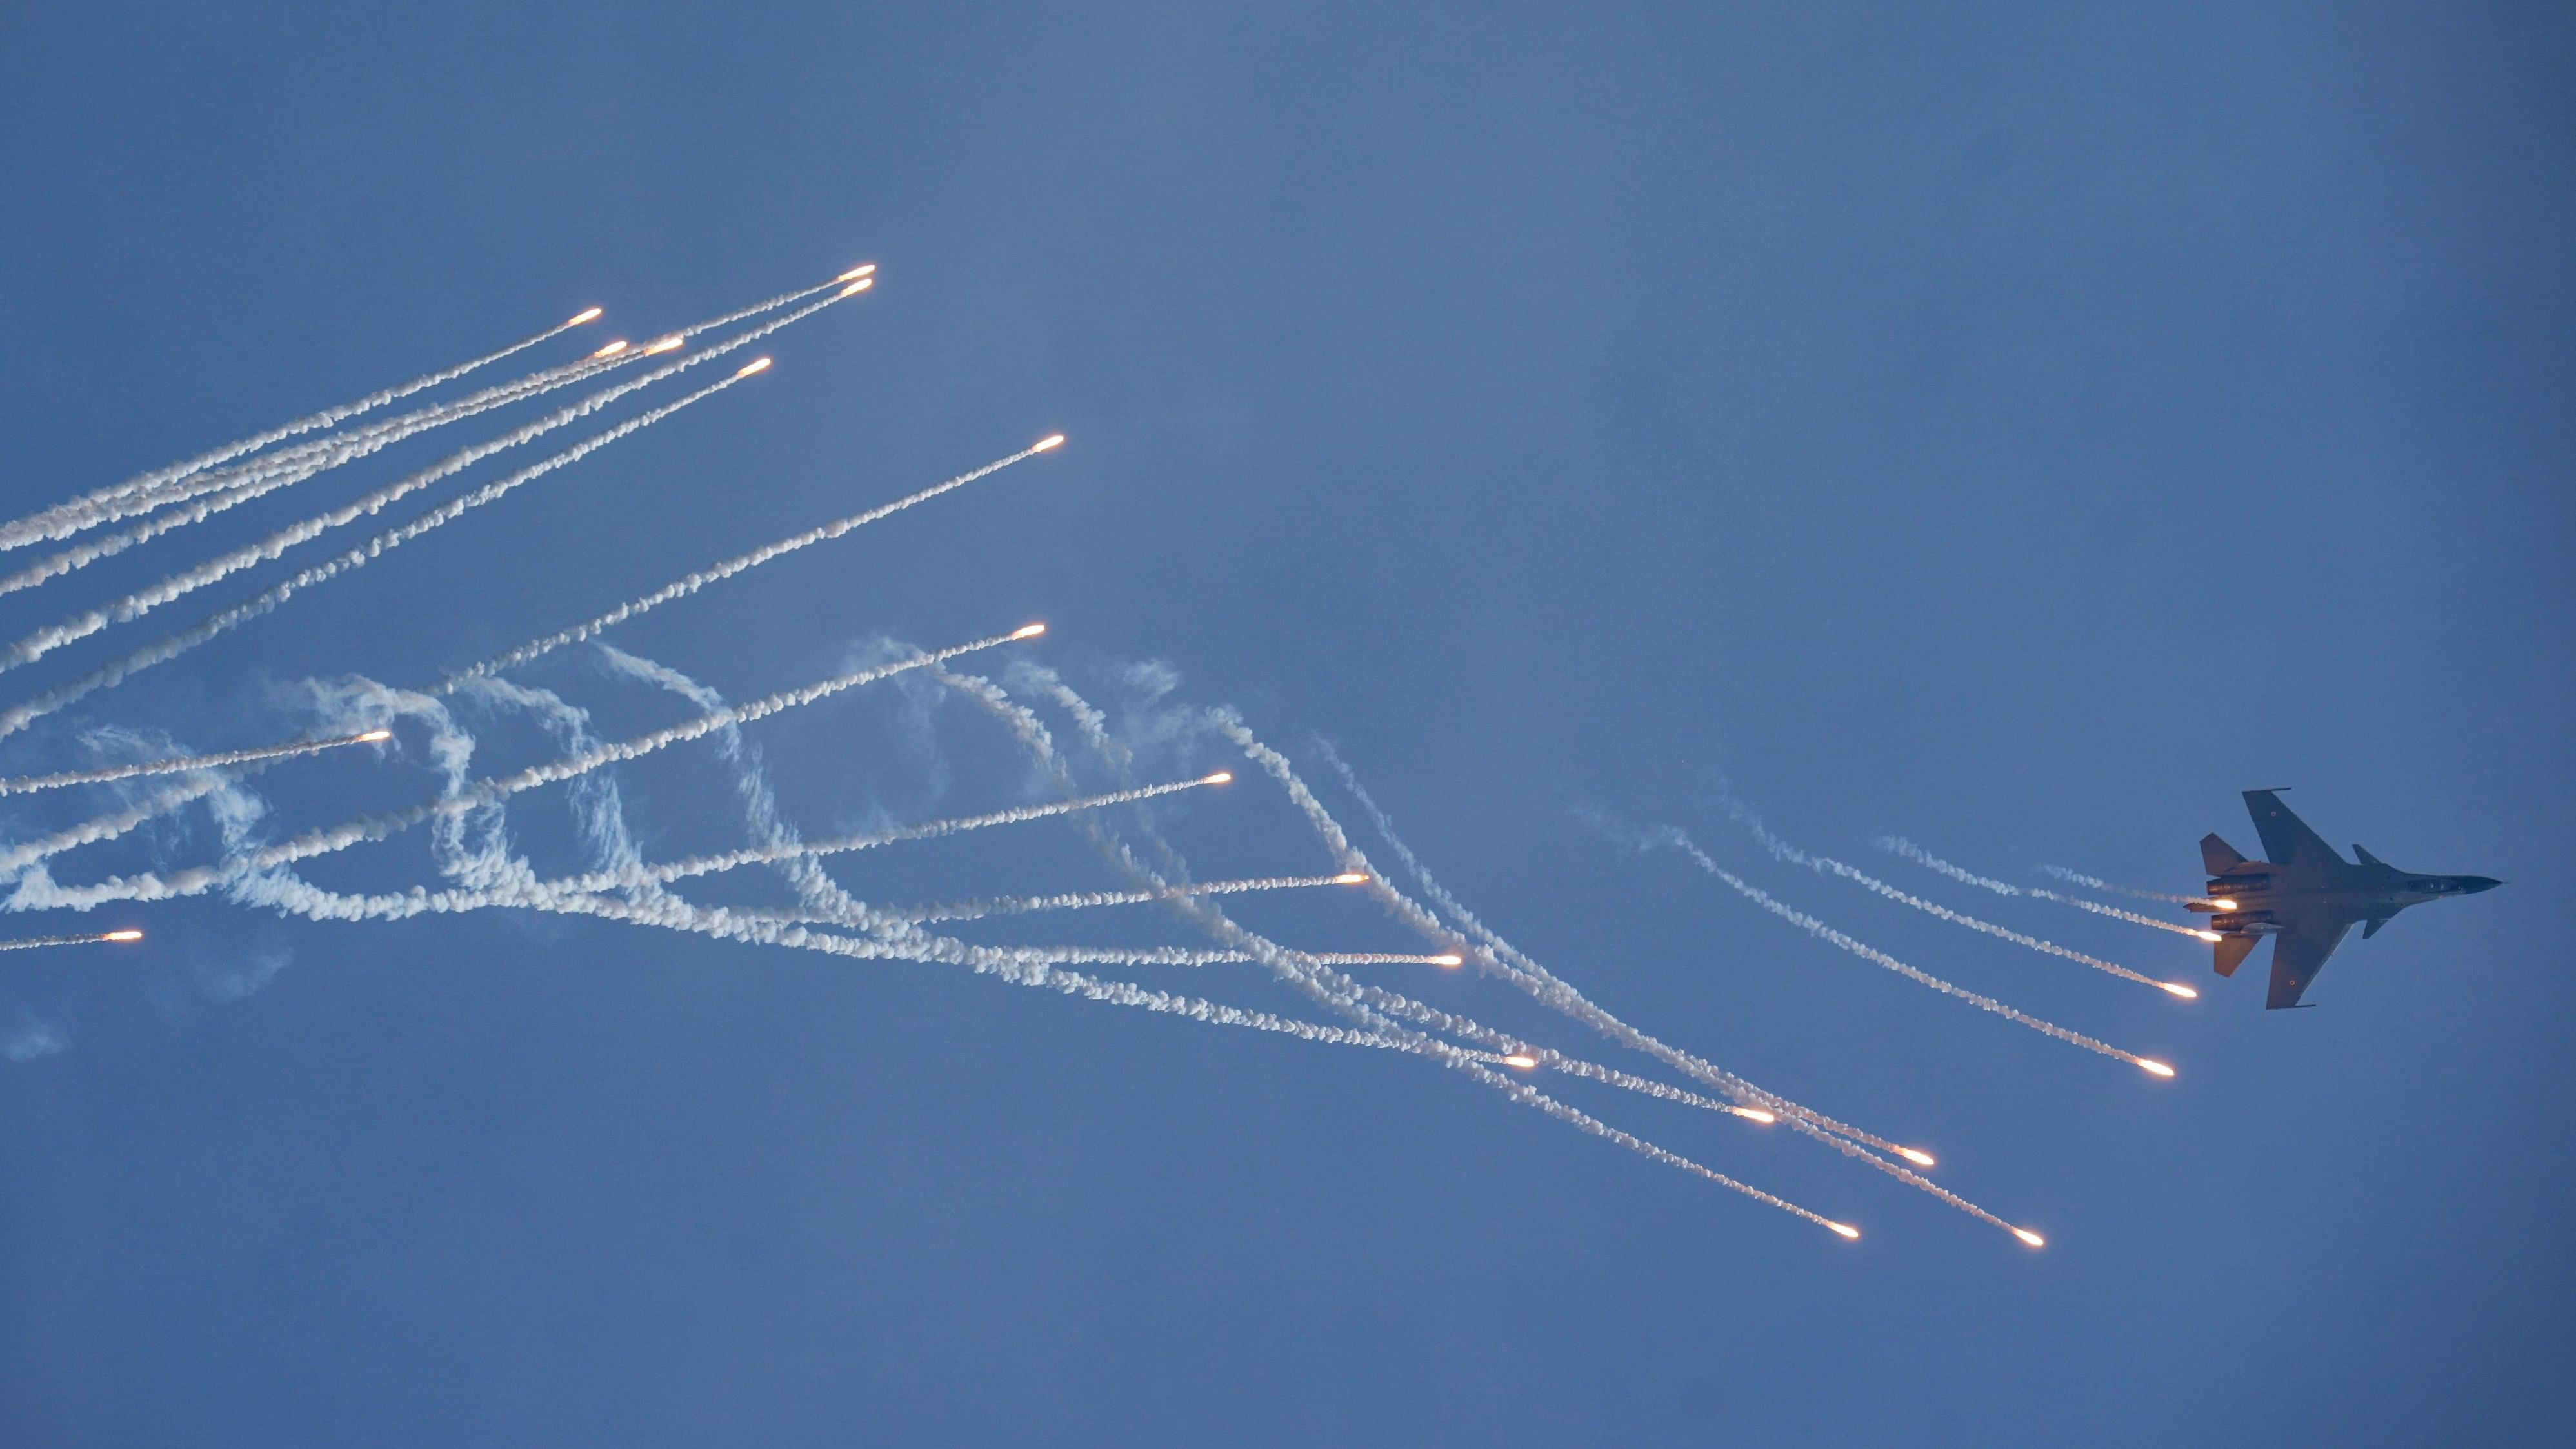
[2197,790,2501,1009]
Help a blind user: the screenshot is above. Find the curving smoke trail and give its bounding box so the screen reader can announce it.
[0,265,2110,1244]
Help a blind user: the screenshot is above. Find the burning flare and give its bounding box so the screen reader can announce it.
[1826,1221,1861,1240]
[1010,623,1047,641]
[2193,930,2224,943]
[2137,1059,2177,1078]
[2159,981,2199,999]
[566,307,604,326]
[2012,1228,2046,1248]
[1499,1052,1538,1069]
[104,930,143,942]
[1896,1147,1936,1168]
[1033,434,1065,452]
[592,339,630,359]
[1330,872,1369,885]
[835,263,877,282]
[1732,1107,1777,1124]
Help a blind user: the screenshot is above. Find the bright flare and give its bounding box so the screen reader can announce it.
[1430,954,1464,967]
[837,277,875,297]
[103,930,143,942]
[1733,1107,1777,1124]
[355,728,393,743]
[2193,930,2224,943]
[836,264,877,282]
[592,339,630,358]
[2139,1059,2177,1078]
[1826,1221,1861,1241]
[1200,770,1233,785]
[1033,434,1065,453]
[2160,981,2200,999]
[2012,1228,2046,1248]
[1896,1148,1936,1168]
[1500,1052,1538,1068]
[567,307,604,326]
[644,335,684,355]
[734,357,772,378]
[1330,872,1369,884]
[2206,898,2238,910]
[1010,623,1047,640]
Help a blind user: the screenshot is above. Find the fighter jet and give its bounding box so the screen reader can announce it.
[2195,790,2501,1009]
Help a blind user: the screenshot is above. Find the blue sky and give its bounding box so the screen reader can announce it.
[1,4,2569,1444]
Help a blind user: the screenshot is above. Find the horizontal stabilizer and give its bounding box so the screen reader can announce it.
[2213,934,2258,977]
[2201,832,2250,876]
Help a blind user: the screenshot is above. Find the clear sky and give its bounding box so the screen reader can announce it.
[2,4,2569,1444]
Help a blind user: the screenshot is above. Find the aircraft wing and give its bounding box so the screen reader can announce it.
[2244,790,2344,870]
[2266,913,2354,1009]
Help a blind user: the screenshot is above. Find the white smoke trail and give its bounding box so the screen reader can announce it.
[2039,865,2206,905]
[579,772,1217,894]
[9,345,641,555]
[0,368,764,745]
[0,730,387,797]
[0,308,600,552]
[1661,828,2173,1075]
[1723,806,2195,998]
[0,774,237,880]
[2030,888,2212,938]
[437,437,1061,693]
[1313,747,2005,1224]
[1876,835,2022,894]
[5,274,855,552]
[1,288,855,675]
[2,354,714,665]
[8,630,1035,911]
[0,355,637,598]
[223,650,1865,1237]
[847,874,1366,926]
[1001,679,1870,1235]
[238,866,1469,1070]
[581,644,913,960]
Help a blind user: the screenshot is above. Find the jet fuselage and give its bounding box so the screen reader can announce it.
[2198,790,2501,1008]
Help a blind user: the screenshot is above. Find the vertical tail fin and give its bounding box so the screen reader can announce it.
[2201,832,2249,876]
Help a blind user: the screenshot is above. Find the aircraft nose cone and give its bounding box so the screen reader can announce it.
[2464,877,2504,894]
